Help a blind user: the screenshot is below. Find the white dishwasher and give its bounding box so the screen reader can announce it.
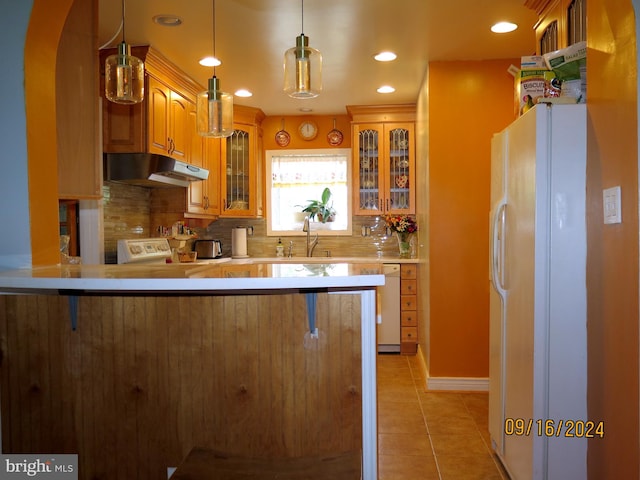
[378,264,401,353]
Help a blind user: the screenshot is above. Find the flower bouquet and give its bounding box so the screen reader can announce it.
[385,214,417,257]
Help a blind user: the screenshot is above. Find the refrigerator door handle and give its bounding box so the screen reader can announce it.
[491,199,507,297]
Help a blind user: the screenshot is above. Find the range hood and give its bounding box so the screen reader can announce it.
[104,153,209,188]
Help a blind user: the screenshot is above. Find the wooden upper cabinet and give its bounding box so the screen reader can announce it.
[348,105,416,216]
[526,0,586,55]
[219,105,265,218]
[101,46,202,161]
[147,78,170,155]
[185,104,222,218]
[146,76,190,162]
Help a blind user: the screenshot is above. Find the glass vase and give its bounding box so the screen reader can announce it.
[395,231,413,258]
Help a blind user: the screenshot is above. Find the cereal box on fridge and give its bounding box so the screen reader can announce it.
[516,69,560,116]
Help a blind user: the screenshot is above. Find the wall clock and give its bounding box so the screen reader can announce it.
[298,120,318,141]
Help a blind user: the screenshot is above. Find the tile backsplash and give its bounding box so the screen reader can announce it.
[102,182,416,262]
[201,216,407,259]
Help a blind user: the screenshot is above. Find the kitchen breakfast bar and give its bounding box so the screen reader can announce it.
[0,262,384,479]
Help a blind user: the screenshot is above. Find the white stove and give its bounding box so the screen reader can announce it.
[117,238,172,264]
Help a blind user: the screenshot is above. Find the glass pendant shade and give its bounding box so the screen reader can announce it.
[196,76,234,137]
[105,42,144,104]
[284,34,322,98]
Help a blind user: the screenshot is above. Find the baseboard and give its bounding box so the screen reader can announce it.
[415,344,429,388]
[426,376,489,392]
[415,345,489,392]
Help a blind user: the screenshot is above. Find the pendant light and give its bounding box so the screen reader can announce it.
[283,0,322,98]
[105,0,144,104]
[196,0,234,137]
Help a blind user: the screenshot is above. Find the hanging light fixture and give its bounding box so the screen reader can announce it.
[105,0,144,104]
[283,0,322,98]
[196,0,234,137]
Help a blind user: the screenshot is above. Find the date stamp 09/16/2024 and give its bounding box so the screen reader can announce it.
[504,418,605,438]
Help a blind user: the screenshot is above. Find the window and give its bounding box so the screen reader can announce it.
[266,149,352,236]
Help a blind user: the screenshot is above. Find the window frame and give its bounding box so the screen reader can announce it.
[265,148,353,237]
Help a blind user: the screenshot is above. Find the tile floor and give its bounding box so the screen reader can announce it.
[376,354,509,480]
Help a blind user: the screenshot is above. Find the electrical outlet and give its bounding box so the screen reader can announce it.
[603,186,622,224]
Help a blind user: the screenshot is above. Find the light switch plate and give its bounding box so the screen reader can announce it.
[603,186,622,224]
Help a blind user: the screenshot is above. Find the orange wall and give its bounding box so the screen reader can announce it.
[262,115,351,151]
[25,0,73,265]
[586,0,639,477]
[427,60,517,378]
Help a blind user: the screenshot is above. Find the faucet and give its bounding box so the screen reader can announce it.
[302,215,319,257]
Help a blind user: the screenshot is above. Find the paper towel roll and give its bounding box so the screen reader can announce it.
[231,227,248,258]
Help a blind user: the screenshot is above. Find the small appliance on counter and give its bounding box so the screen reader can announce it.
[231,226,249,258]
[193,239,223,259]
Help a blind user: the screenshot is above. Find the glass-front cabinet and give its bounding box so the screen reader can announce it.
[220,123,263,218]
[353,122,415,215]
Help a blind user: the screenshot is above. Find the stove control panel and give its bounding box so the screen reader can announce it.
[117,238,172,264]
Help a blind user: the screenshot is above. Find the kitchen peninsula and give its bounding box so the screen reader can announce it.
[0,262,383,479]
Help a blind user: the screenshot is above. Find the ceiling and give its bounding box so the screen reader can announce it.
[98,0,538,116]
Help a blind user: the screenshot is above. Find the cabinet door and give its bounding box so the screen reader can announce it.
[220,125,257,217]
[186,105,207,214]
[384,123,415,215]
[147,77,170,155]
[353,122,415,215]
[147,76,190,162]
[353,124,384,215]
[169,91,189,162]
[204,136,221,215]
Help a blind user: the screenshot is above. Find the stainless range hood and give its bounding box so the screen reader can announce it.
[104,153,209,188]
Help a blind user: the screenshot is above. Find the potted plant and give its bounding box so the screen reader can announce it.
[300,187,337,223]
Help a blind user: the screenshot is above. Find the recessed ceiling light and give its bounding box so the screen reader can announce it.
[199,56,221,67]
[374,51,397,62]
[491,21,518,33]
[152,14,183,27]
[377,86,395,94]
[235,89,253,98]
[299,107,313,113]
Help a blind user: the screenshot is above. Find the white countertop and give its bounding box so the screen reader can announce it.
[0,262,385,294]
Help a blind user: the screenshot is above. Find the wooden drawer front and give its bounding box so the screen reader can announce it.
[401,327,418,342]
[401,295,417,311]
[401,264,417,279]
[401,311,417,327]
[400,279,417,295]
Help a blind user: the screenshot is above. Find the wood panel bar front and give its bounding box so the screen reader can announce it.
[0,292,365,479]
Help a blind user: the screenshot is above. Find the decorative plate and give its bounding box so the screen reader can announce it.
[327,118,344,146]
[327,128,344,146]
[275,129,291,147]
[395,175,408,188]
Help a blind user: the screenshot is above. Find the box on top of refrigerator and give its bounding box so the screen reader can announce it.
[544,41,587,103]
[516,69,561,115]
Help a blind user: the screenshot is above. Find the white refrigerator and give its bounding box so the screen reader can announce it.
[489,104,587,479]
